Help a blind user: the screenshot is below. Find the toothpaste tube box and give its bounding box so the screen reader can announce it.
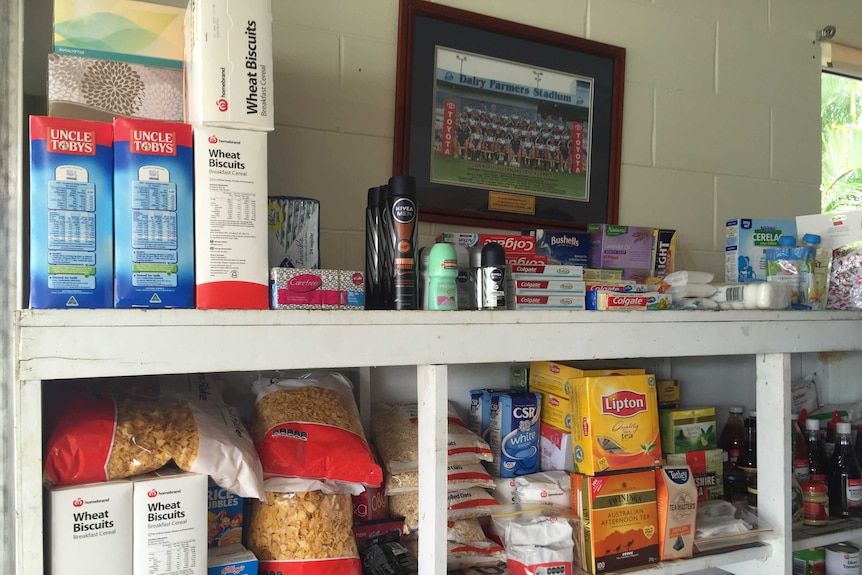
[207,544,257,575]
[539,423,574,472]
[507,294,586,310]
[194,126,269,309]
[508,278,586,294]
[29,116,114,308]
[437,232,536,254]
[506,254,548,266]
[270,268,364,309]
[185,0,274,131]
[524,229,591,266]
[509,263,584,278]
[113,118,194,308]
[49,480,133,575]
[725,218,797,282]
[489,392,541,477]
[594,291,672,310]
[585,283,650,309]
[267,196,320,269]
[208,480,243,548]
[588,224,656,281]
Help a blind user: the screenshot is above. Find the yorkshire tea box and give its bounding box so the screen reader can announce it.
[528,361,646,398]
[29,116,114,308]
[665,449,724,503]
[570,374,662,475]
[658,407,717,454]
[572,470,660,574]
[132,468,207,575]
[49,480,133,575]
[113,118,194,308]
[725,218,797,282]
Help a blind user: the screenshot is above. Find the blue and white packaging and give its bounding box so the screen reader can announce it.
[113,118,194,307]
[525,229,591,266]
[207,544,257,575]
[725,218,797,282]
[29,116,114,308]
[489,392,542,477]
[267,196,320,269]
[468,389,501,444]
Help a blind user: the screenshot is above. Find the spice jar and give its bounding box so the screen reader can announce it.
[802,480,829,526]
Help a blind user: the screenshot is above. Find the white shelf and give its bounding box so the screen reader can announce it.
[16,309,862,380]
[638,544,772,573]
[793,518,862,551]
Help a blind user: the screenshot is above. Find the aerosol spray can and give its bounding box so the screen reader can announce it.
[365,186,385,309]
[478,242,507,309]
[384,175,418,310]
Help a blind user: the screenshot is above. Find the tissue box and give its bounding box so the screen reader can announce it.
[48,54,184,122]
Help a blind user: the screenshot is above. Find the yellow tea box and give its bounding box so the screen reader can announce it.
[655,466,697,560]
[656,379,680,409]
[571,374,662,475]
[571,470,659,574]
[540,389,572,431]
[529,361,645,398]
[659,407,716,454]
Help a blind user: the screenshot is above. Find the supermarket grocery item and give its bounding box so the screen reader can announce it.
[828,241,862,310]
[352,446,388,521]
[793,547,826,575]
[488,391,541,477]
[825,542,860,574]
[657,380,680,409]
[251,372,382,487]
[662,270,714,286]
[539,423,574,472]
[373,402,492,474]
[588,224,656,281]
[765,236,815,309]
[113,118,194,308]
[383,175,418,310]
[247,490,359,575]
[390,487,501,534]
[725,218,797,282]
[268,196,320,269]
[208,480,243,548]
[49,479,133,575]
[365,186,385,309]
[29,116,113,308]
[828,422,862,518]
[710,281,792,310]
[655,466,697,560]
[404,537,506,570]
[270,268,365,310]
[446,519,488,545]
[802,480,829,526]
[652,229,678,277]
[384,463,494,495]
[736,413,758,509]
[666,449,724,503]
[356,531,418,575]
[659,407,717,454]
[427,242,459,310]
[719,406,745,467]
[490,507,576,575]
[524,228,591,266]
[513,470,571,508]
[207,544,257,575]
[184,0,274,130]
[478,242,507,309]
[131,468,207,575]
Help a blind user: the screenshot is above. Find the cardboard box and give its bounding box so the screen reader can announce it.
[488,392,541,477]
[539,389,572,431]
[507,278,586,294]
[507,294,586,310]
[658,407,717,454]
[49,480,133,575]
[132,469,207,575]
[194,126,269,309]
[267,196,320,269]
[652,229,678,278]
[185,0,274,131]
[528,362,645,398]
[207,544,257,575]
[524,229,591,267]
[569,374,662,475]
[587,224,656,281]
[796,210,862,251]
[540,423,574,472]
[437,232,536,254]
[583,268,624,281]
[113,118,194,308]
[208,481,243,548]
[572,470,660,573]
[508,263,584,278]
[468,389,502,444]
[48,54,184,122]
[53,0,184,68]
[656,380,680,409]
[665,449,724,502]
[510,366,529,391]
[270,268,365,310]
[29,116,114,308]
[725,218,797,282]
[655,466,697,560]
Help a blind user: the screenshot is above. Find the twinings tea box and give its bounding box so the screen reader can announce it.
[132,468,207,575]
[658,407,717,454]
[572,470,659,574]
[29,116,113,308]
[665,449,724,503]
[655,466,697,560]
[528,361,645,398]
[570,374,662,475]
[49,480,133,575]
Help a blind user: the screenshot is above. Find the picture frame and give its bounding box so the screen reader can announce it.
[393,0,625,231]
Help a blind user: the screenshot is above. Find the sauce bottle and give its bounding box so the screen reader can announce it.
[719,405,746,470]
[828,421,862,518]
[806,417,829,484]
[792,413,810,483]
[736,411,758,508]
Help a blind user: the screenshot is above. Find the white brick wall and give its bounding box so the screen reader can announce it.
[269,0,862,278]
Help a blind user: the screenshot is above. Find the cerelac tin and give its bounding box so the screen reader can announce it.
[572,374,662,475]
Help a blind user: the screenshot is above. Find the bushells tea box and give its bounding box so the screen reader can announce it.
[132,469,207,575]
[49,480,133,575]
[194,126,269,309]
[185,0,274,131]
[29,116,113,308]
[113,118,194,308]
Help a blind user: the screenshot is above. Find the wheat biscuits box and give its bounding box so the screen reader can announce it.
[572,469,659,573]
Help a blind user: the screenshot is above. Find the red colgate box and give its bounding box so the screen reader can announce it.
[270,268,364,309]
[510,264,584,278]
[506,254,548,266]
[507,294,585,310]
[437,232,536,254]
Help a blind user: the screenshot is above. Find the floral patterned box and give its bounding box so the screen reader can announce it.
[48,53,183,123]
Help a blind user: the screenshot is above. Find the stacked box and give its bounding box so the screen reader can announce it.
[523,229,591,266]
[585,281,649,310]
[488,392,542,477]
[657,380,681,409]
[652,229,678,278]
[207,544,257,575]
[540,423,574,472]
[506,266,586,310]
[270,268,364,309]
[528,361,645,397]
[113,118,194,308]
[572,470,660,573]
[208,481,243,548]
[725,218,797,282]
[658,407,717,454]
[29,116,114,308]
[588,224,656,281]
[665,449,724,502]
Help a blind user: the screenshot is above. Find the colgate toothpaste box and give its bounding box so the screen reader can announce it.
[585,283,650,310]
[207,544,258,575]
[594,291,672,311]
[588,224,656,282]
[524,229,591,267]
[113,118,194,308]
[29,116,114,308]
[508,278,586,294]
[49,479,133,575]
[437,232,537,255]
[509,263,583,278]
[507,294,586,310]
[506,254,548,266]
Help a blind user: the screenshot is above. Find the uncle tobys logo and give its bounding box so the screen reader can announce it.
[47,128,95,155]
[601,390,647,417]
[130,129,176,156]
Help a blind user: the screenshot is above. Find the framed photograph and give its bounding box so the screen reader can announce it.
[393,0,625,230]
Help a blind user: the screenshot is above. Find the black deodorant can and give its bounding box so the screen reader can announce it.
[365,186,386,309]
[384,175,418,310]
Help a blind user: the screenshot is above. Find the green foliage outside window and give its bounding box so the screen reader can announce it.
[822,72,862,213]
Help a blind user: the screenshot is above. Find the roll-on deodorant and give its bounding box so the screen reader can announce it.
[384,175,418,310]
[427,243,458,311]
[479,242,507,309]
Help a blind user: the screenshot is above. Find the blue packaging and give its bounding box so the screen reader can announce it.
[113,118,194,307]
[725,218,797,282]
[207,544,257,575]
[29,116,114,308]
[489,392,541,477]
[208,480,244,548]
[525,229,591,266]
[468,389,501,444]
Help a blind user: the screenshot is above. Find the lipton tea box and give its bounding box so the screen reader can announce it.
[528,361,646,398]
[572,469,659,574]
[570,374,662,475]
